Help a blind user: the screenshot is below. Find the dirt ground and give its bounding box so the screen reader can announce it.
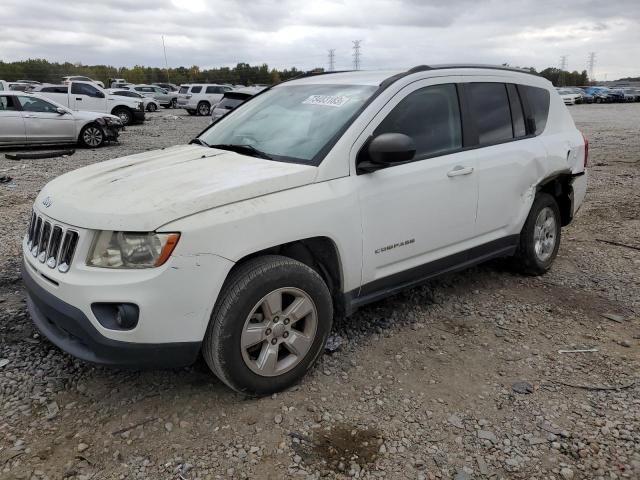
[0,104,638,480]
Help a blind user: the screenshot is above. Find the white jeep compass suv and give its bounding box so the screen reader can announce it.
[23,65,588,395]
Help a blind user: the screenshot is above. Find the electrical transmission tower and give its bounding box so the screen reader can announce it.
[559,55,568,86]
[352,40,361,70]
[587,52,596,82]
[328,49,336,72]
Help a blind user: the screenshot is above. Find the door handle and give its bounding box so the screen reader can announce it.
[447,165,474,177]
[23,114,33,118]
[75,97,82,101]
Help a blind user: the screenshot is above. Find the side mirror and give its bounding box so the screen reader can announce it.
[357,133,416,173]
[96,91,105,99]
[56,107,67,115]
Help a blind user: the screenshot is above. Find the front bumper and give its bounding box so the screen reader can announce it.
[133,110,146,123]
[23,260,201,368]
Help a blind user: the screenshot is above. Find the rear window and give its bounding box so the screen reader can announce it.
[465,83,513,145]
[191,86,202,94]
[518,85,550,135]
[41,86,68,93]
[179,86,189,94]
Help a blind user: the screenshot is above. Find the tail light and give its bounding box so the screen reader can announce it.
[582,132,589,168]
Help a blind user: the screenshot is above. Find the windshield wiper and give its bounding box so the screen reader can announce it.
[189,138,210,147]
[208,143,272,160]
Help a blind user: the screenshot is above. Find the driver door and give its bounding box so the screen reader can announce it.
[70,82,106,112]
[0,95,26,144]
[353,78,478,295]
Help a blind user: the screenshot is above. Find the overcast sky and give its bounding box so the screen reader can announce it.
[1,0,638,80]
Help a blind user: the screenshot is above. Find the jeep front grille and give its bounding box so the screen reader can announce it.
[26,211,79,273]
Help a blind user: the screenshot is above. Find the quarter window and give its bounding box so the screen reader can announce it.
[374,84,462,159]
[465,83,513,145]
[206,86,223,94]
[518,85,550,135]
[191,86,202,93]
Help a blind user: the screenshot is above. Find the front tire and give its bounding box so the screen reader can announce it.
[171,98,178,108]
[78,123,105,148]
[202,255,333,395]
[513,193,561,275]
[112,108,132,126]
[146,102,157,112]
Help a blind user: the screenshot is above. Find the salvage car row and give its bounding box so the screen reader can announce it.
[556,85,640,104]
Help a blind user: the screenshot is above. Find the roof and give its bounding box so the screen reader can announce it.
[281,64,541,87]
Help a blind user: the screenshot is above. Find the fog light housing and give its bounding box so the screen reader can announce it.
[92,303,139,331]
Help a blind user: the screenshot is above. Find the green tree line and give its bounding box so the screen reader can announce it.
[0,58,314,86]
[0,58,594,87]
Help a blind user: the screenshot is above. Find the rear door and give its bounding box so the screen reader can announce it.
[205,85,224,105]
[0,95,27,144]
[70,82,106,112]
[461,80,547,241]
[16,95,75,143]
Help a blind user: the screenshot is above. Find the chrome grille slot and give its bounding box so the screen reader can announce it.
[38,221,52,262]
[26,210,79,273]
[58,231,79,273]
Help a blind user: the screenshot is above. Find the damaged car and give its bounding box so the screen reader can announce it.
[22,66,587,395]
[0,91,122,148]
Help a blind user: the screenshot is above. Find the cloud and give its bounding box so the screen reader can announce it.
[0,0,638,79]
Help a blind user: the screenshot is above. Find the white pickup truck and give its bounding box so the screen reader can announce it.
[34,81,145,125]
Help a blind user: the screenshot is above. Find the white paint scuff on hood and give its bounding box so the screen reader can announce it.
[36,144,318,231]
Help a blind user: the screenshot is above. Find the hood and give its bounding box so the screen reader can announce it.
[71,110,120,122]
[36,144,318,231]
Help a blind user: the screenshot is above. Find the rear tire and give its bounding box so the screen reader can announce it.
[513,193,561,275]
[78,123,105,148]
[197,101,210,116]
[146,103,157,112]
[171,98,178,108]
[202,255,333,396]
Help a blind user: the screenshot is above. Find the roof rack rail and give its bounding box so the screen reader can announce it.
[281,69,353,84]
[405,64,538,76]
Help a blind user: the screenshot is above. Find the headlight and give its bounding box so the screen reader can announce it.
[104,117,122,126]
[87,231,180,269]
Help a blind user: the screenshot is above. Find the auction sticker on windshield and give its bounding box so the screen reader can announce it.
[302,95,350,107]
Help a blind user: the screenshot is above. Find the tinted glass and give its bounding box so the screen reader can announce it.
[374,83,462,158]
[41,86,68,93]
[191,86,202,93]
[466,83,513,145]
[518,85,550,135]
[17,96,59,113]
[179,86,189,94]
[71,82,101,97]
[506,84,526,138]
[200,84,377,165]
[0,96,17,110]
[216,97,244,110]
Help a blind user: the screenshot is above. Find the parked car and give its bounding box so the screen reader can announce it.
[33,81,145,125]
[618,87,640,102]
[107,89,160,112]
[16,79,41,85]
[0,91,122,148]
[22,65,588,395]
[584,86,623,103]
[210,86,266,122]
[177,84,232,115]
[153,82,178,92]
[556,88,582,105]
[62,76,105,89]
[565,87,593,104]
[130,85,178,109]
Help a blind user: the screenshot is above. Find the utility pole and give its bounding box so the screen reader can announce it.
[352,40,361,71]
[587,52,596,82]
[328,49,336,72]
[162,35,170,83]
[559,55,568,86]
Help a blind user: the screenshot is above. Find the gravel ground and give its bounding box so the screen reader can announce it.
[0,105,638,480]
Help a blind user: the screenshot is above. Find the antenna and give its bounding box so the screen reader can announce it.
[587,52,596,82]
[352,40,361,70]
[162,35,170,83]
[328,49,336,72]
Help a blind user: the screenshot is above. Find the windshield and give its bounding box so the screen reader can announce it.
[198,84,377,165]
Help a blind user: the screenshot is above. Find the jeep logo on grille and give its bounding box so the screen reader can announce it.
[42,196,52,208]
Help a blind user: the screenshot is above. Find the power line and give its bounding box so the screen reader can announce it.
[161,35,170,83]
[352,40,361,71]
[328,49,335,72]
[587,52,596,82]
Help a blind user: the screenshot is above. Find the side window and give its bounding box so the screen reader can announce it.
[373,83,462,159]
[506,84,526,138]
[0,96,18,110]
[206,86,222,94]
[465,83,513,145]
[191,86,202,94]
[71,83,101,97]
[41,86,68,93]
[17,96,59,113]
[518,85,550,135]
